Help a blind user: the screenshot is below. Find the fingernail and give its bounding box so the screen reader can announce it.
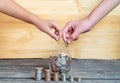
[56,37,59,41]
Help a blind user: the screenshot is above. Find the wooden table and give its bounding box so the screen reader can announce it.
[0,58,120,83]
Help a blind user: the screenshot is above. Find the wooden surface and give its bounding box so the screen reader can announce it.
[0,0,120,59]
[0,59,119,83]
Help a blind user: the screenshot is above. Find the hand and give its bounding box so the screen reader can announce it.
[62,18,94,44]
[34,19,62,41]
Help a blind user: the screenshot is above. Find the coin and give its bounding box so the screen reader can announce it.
[65,42,69,47]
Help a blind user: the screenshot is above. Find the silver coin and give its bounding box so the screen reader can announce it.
[56,57,62,67]
[61,56,66,65]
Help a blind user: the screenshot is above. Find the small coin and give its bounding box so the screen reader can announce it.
[65,42,69,47]
[56,58,62,67]
[61,56,66,65]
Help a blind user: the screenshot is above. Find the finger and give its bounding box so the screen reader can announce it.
[66,33,70,39]
[62,29,69,43]
[55,30,61,41]
[52,22,62,41]
[62,23,72,42]
[67,29,79,44]
[58,31,62,41]
[52,22,61,37]
[48,30,59,41]
[55,31,59,36]
[52,22,61,31]
[63,23,72,32]
[62,31,67,42]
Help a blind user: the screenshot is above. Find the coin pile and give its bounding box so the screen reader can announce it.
[35,67,82,82]
[49,53,71,74]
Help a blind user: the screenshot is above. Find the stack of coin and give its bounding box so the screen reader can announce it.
[68,76,74,82]
[35,67,43,80]
[74,76,81,82]
[53,72,59,81]
[61,74,66,81]
[44,69,51,81]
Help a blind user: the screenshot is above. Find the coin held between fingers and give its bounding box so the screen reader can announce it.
[65,42,69,47]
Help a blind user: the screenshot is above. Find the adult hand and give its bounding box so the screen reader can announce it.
[62,18,94,44]
[35,19,62,41]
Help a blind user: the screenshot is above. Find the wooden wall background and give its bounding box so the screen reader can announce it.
[0,0,120,59]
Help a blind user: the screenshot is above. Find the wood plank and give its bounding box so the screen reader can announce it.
[82,80,120,83]
[0,79,119,83]
[0,59,119,79]
[0,79,79,83]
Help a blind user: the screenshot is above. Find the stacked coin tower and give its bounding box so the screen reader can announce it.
[35,67,43,80]
[44,69,51,81]
[53,72,59,81]
[34,68,81,82]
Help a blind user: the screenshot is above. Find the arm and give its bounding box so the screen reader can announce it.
[88,0,120,25]
[63,0,120,44]
[0,0,61,41]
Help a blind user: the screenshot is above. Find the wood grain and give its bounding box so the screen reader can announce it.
[0,0,120,59]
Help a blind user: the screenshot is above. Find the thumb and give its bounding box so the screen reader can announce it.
[48,30,59,41]
[52,22,62,41]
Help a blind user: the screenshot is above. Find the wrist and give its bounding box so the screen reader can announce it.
[87,17,96,26]
[83,18,95,30]
[87,13,100,27]
[31,16,43,27]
